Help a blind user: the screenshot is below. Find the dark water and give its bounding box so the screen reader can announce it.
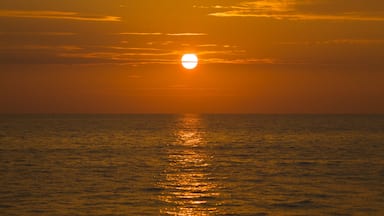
[0,114,383,215]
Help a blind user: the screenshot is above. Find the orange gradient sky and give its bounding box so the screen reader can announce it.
[1,0,384,113]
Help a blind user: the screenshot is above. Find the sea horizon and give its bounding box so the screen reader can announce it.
[2,113,384,115]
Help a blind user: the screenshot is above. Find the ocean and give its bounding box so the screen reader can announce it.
[0,114,383,215]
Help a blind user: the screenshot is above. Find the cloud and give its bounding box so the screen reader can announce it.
[166,33,207,36]
[104,47,162,51]
[0,10,120,22]
[198,50,246,56]
[203,0,384,21]
[59,51,178,59]
[118,32,162,36]
[202,58,276,64]
[280,39,384,45]
[1,44,273,65]
[0,32,76,36]
[0,45,82,51]
[326,39,384,45]
[55,49,180,65]
[118,32,207,36]
[198,44,217,47]
[0,39,264,66]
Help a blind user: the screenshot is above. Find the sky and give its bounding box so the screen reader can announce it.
[1,0,384,113]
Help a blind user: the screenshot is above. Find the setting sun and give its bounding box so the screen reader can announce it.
[181,54,198,70]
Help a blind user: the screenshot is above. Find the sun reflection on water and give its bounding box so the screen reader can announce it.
[159,114,219,215]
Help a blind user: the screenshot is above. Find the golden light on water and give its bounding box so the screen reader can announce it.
[159,114,219,215]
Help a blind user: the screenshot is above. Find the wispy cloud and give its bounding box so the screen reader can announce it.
[0,10,120,22]
[198,44,217,47]
[55,49,180,65]
[118,32,207,36]
[59,51,177,59]
[1,45,277,65]
[118,32,162,36]
[198,50,246,56]
[202,58,276,64]
[211,13,384,21]
[326,39,384,45]
[166,33,207,36]
[0,37,265,65]
[280,39,384,45]
[0,32,76,36]
[203,0,384,21]
[0,45,82,51]
[104,47,162,51]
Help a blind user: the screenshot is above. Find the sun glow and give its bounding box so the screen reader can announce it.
[181,54,198,70]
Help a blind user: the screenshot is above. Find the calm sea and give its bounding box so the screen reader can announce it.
[0,114,383,215]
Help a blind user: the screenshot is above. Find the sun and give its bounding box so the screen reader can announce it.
[181,54,198,70]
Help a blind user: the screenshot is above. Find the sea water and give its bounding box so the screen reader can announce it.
[0,114,383,215]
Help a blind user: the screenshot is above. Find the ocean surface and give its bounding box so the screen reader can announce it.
[0,114,383,215]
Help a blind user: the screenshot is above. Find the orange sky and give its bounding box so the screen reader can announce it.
[1,0,384,113]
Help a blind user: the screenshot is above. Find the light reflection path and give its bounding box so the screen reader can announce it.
[159,114,220,215]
